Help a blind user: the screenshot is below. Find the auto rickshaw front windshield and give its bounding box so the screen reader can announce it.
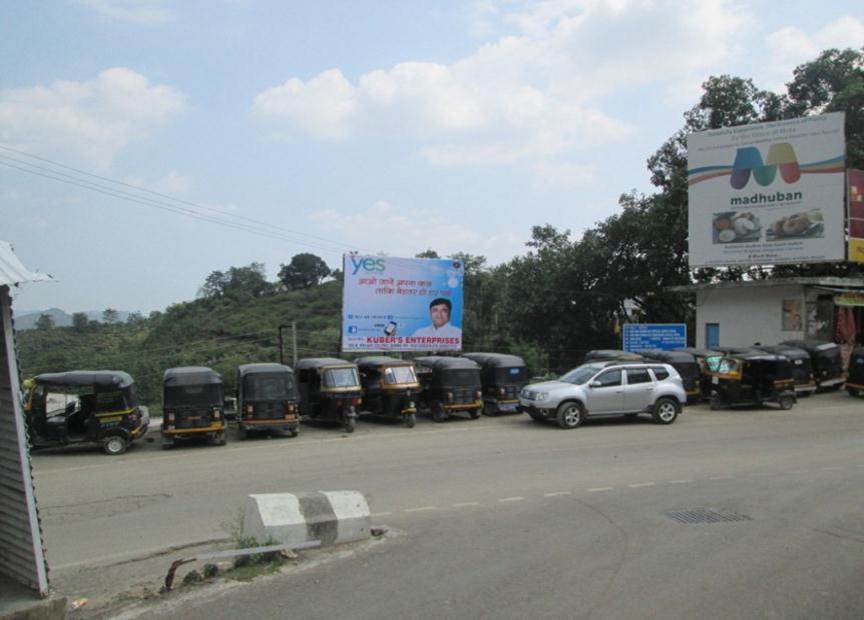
[243,373,294,401]
[323,367,360,388]
[383,366,417,385]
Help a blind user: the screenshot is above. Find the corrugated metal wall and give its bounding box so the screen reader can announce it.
[0,285,49,595]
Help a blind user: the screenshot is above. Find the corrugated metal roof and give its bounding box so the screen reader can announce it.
[0,241,51,287]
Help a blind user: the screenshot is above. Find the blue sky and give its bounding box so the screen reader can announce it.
[2,0,862,314]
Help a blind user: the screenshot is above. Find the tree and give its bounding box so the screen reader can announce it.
[35,313,54,330]
[278,254,331,290]
[126,312,144,325]
[415,249,440,259]
[102,308,120,324]
[199,263,271,299]
[71,312,89,332]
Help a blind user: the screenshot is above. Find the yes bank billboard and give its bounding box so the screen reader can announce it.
[342,255,464,352]
[687,112,846,267]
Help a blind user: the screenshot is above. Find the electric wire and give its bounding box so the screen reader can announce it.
[0,143,365,253]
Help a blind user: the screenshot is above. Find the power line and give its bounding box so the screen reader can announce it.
[0,144,368,253]
[0,157,352,256]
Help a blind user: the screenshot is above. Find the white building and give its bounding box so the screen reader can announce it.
[670,277,864,349]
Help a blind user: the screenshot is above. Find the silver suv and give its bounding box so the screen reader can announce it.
[518,362,686,429]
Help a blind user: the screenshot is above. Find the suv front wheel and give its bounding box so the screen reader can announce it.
[652,397,679,425]
[556,401,584,429]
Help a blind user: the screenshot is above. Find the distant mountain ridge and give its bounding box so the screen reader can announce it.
[14,308,131,330]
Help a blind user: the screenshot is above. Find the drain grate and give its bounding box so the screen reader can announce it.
[663,508,752,524]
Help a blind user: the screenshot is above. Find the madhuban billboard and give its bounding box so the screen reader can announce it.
[342,255,464,352]
[687,112,846,267]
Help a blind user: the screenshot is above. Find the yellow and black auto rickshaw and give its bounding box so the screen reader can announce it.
[637,349,701,403]
[675,348,724,399]
[162,367,227,448]
[24,370,148,455]
[706,351,796,410]
[236,363,300,439]
[845,346,864,396]
[462,352,529,415]
[754,344,816,396]
[414,356,483,422]
[356,356,419,428]
[780,339,845,390]
[295,358,362,433]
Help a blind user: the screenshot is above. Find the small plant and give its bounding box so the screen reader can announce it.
[203,564,219,579]
[182,570,203,585]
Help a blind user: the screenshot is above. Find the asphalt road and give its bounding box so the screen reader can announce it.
[32,393,864,618]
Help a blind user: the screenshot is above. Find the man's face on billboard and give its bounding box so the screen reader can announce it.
[430,303,450,328]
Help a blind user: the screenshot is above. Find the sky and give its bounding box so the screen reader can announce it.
[2,0,862,314]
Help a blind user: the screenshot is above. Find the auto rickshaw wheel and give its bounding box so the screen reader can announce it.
[469,408,481,420]
[404,413,416,428]
[483,402,497,416]
[344,416,356,433]
[709,394,723,410]
[214,431,227,446]
[555,402,584,429]
[237,426,248,440]
[652,398,679,425]
[778,394,795,410]
[288,427,299,438]
[102,435,128,456]
[847,387,859,397]
[431,402,447,423]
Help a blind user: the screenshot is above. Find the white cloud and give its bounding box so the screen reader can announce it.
[309,201,522,264]
[0,68,187,169]
[252,0,754,184]
[123,171,192,195]
[764,16,864,88]
[73,0,173,24]
[530,161,597,189]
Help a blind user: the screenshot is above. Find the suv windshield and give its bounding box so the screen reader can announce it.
[560,364,605,385]
[323,367,360,388]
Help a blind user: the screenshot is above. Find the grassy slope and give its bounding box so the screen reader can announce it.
[16,282,343,406]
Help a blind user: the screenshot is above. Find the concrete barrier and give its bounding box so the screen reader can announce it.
[243,491,370,547]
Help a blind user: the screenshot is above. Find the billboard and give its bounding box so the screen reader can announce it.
[687,112,846,267]
[848,169,864,262]
[622,324,687,352]
[342,255,464,352]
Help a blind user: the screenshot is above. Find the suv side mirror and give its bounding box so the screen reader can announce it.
[589,381,602,388]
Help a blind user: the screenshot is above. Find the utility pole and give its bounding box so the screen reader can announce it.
[278,324,288,365]
[291,321,297,367]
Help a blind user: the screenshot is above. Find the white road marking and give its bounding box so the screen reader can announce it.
[498,496,525,502]
[544,491,572,497]
[404,506,438,513]
[588,487,614,492]
[371,512,392,517]
[668,479,694,484]
[452,502,481,508]
[709,476,734,481]
[628,482,656,488]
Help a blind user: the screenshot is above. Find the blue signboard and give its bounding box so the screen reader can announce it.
[342,255,464,352]
[622,323,687,352]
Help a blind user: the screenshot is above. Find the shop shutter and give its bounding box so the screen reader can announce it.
[0,286,49,595]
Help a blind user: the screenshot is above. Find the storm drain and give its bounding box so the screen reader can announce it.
[663,508,752,524]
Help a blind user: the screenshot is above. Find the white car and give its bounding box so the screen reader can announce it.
[518,361,686,429]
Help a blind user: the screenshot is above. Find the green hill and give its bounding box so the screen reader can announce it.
[16,282,343,407]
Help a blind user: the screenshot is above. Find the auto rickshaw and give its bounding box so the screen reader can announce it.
[414,356,483,422]
[295,358,361,432]
[23,370,148,455]
[637,349,701,402]
[754,345,816,396]
[355,356,419,428]
[162,367,227,448]
[236,363,300,439]
[845,346,864,396]
[462,352,529,415]
[675,348,725,399]
[780,340,845,389]
[583,350,645,362]
[706,351,796,410]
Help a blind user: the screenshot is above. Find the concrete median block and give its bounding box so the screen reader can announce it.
[242,491,370,548]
